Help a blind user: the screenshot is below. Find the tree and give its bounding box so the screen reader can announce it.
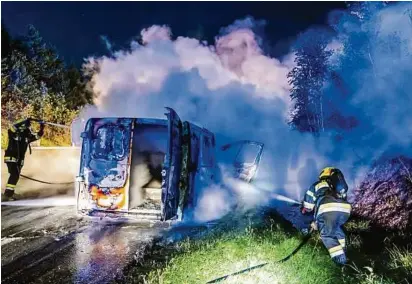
[63,65,93,110]
[323,2,404,135]
[288,29,332,133]
[339,2,388,79]
[1,40,40,119]
[1,24,12,59]
[24,25,67,103]
[1,23,93,147]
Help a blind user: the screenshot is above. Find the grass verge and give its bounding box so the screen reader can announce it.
[121,210,412,284]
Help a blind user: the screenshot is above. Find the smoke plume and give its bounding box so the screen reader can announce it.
[76,4,412,222]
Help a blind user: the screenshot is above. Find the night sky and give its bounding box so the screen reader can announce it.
[2,1,347,66]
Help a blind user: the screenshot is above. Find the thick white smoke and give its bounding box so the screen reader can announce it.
[77,6,412,222]
[79,18,320,221]
[324,3,412,171]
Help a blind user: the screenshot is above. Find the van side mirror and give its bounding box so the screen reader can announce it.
[80,132,89,139]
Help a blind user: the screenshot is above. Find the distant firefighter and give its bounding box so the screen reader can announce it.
[301,167,351,265]
[2,118,45,201]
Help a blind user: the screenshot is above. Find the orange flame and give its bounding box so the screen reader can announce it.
[89,184,127,210]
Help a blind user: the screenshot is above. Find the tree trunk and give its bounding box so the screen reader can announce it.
[320,91,324,132]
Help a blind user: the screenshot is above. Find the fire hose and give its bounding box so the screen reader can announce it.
[20,174,74,185]
[14,119,74,185]
[30,119,70,129]
[206,228,314,283]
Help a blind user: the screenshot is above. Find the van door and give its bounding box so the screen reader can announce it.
[220,140,264,183]
[78,118,134,212]
[161,108,183,220]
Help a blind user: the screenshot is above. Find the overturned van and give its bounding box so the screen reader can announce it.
[75,108,264,222]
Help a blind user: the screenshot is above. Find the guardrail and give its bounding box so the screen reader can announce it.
[1,147,81,198]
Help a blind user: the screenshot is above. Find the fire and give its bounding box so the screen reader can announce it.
[89,184,127,210]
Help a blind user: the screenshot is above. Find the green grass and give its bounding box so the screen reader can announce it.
[387,245,412,279]
[343,219,412,284]
[121,211,412,284]
[345,219,371,232]
[146,228,342,284]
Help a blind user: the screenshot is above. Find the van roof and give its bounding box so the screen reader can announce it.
[87,117,168,126]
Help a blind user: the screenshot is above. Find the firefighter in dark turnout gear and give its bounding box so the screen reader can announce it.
[3,118,45,201]
[301,167,351,265]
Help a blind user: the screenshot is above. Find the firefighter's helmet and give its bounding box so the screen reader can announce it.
[12,118,31,132]
[319,167,348,196]
[319,167,341,180]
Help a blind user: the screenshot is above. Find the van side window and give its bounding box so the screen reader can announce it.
[235,143,262,166]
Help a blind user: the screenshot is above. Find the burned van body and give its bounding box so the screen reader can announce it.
[75,108,264,222]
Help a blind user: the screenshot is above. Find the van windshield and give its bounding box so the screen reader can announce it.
[82,118,133,188]
[92,124,129,161]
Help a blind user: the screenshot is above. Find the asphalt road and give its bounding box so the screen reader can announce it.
[1,196,307,284]
[1,199,164,284]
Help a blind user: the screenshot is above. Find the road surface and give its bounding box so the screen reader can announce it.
[1,197,164,284]
[1,196,307,284]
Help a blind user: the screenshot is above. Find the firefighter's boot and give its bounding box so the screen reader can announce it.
[2,189,22,201]
[332,254,347,266]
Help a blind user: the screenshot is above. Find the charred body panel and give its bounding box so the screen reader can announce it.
[161,108,183,221]
[179,122,216,221]
[77,118,166,220]
[75,108,263,222]
[77,118,134,212]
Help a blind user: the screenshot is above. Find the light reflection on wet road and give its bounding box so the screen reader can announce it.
[1,199,306,283]
[1,204,162,284]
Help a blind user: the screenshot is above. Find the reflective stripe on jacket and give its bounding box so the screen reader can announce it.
[317,202,351,216]
[303,180,351,217]
[4,156,24,166]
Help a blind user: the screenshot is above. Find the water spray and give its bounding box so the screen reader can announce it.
[1,197,76,207]
[31,119,70,129]
[271,193,301,206]
[41,121,70,129]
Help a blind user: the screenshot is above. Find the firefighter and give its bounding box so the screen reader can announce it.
[2,118,45,201]
[301,167,351,265]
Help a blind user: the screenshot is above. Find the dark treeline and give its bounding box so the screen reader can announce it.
[287,2,389,135]
[1,2,410,150]
[287,1,412,230]
[1,24,93,146]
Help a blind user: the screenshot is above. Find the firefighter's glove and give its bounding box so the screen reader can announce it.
[300,202,310,215]
[301,207,308,215]
[38,122,45,137]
